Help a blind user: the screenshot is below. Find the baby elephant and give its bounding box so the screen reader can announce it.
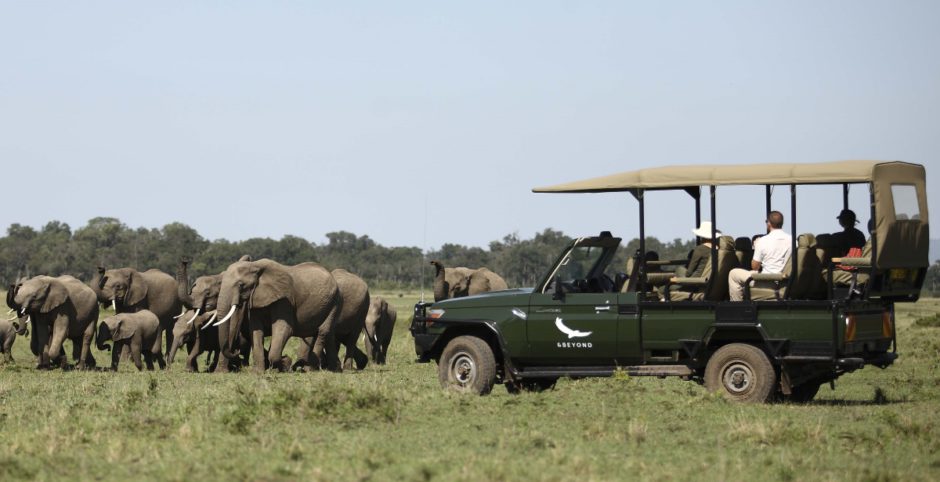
[0,317,19,363]
[97,310,166,371]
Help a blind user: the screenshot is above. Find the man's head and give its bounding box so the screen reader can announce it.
[837,209,858,228]
[766,211,784,230]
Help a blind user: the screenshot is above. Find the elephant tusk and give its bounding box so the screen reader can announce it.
[185,308,201,325]
[6,313,16,321]
[6,308,13,315]
[172,307,187,319]
[20,307,27,315]
[202,311,218,330]
[112,299,117,312]
[25,315,30,324]
[214,304,237,326]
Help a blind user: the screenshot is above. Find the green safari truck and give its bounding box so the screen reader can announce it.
[410,161,929,402]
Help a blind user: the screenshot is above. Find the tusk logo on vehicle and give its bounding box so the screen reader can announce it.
[555,317,592,339]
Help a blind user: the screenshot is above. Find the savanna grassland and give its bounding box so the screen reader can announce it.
[1,293,939,481]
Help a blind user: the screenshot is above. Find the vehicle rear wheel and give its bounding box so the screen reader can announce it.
[438,336,497,395]
[704,343,776,403]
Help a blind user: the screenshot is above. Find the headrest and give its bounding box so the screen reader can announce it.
[798,233,816,249]
[718,236,735,250]
[814,233,837,249]
[734,237,752,251]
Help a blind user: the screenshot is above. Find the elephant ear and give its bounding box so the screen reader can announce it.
[250,266,293,308]
[239,255,252,262]
[40,279,69,313]
[112,318,135,341]
[125,271,149,307]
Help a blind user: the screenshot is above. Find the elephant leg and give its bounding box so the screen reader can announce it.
[313,305,341,372]
[267,319,293,373]
[249,317,266,373]
[294,336,314,371]
[131,346,143,371]
[207,350,218,372]
[347,336,369,371]
[111,342,122,371]
[187,337,200,372]
[80,322,95,369]
[144,352,155,371]
[364,333,376,364]
[120,344,131,363]
[47,319,69,368]
[155,351,166,370]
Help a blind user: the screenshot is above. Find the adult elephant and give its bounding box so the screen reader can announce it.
[452,268,509,298]
[430,261,474,302]
[213,258,342,372]
[91,266,182,358]
[364,296,397,365]
[175,257,245,371]
[168,309,220,372]
[7,275,98,369]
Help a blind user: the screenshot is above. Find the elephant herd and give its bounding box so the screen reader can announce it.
[1,257,399,373]
[430,260,509,302]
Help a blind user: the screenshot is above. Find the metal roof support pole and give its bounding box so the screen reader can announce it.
[638,189,646,294]
[869,183,877,269]
[695,191,702,232]
[765,185,772,215]
[710,185,718,285]
[843,184,850,210]
[789,184,798,295]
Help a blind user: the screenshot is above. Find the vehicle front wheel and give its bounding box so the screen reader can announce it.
[704,343,776,403]
[438,336,497,395]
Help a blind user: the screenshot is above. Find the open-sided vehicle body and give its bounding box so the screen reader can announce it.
[411,161,928,402]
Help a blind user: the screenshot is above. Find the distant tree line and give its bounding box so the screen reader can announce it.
[0,217,698,289]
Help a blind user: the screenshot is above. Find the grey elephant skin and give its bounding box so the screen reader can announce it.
[175,258,251,372]
[452,268,509,298]
[430,261,474,302]
[364,296,397,364]
[168,309,221,372]
[0,318,17,363]
[92,267,182,357]
[97,310,165,371]
[8,275,98,369]
[329,269,370,370]
[215,258,342,372]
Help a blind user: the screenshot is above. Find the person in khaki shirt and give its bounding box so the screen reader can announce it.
[728,211,792,301]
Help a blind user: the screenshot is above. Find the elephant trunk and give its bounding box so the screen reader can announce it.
[90,268,109,304]
[5,284,18,311]
[431,261,448,302]
[168,334,182,365]
[13,315,30,336]
[176,259,195,309]
[215,285,242,361]
[96,323,113,352]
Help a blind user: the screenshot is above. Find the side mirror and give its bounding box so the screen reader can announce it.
[552,276,565,301]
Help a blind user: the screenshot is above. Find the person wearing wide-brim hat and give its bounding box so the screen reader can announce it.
[687,221,721,279]
[834,209,866,254]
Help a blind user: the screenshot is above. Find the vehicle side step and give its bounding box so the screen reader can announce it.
[519,365,693,378]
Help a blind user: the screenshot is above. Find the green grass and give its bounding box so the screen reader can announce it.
[1,293,939,481]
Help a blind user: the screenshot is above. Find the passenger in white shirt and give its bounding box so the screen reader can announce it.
[729,211,792,301]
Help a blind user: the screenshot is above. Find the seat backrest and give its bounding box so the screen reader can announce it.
[781,233,823,299]
[703,236,739,301]
[734,237,753,268]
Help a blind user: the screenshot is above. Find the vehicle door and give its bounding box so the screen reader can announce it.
[522,237,621,365]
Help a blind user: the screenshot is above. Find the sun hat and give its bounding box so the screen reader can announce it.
[692,221,721,239]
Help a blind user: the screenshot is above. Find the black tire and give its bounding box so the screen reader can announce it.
[505,378,558,394]
[704,343,777,403]
[786,382,821,403]
[438,336,497,395]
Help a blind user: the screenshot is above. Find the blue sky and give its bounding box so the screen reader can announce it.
[2,1,937,249]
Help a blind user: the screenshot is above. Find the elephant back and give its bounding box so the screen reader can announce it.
[331,269,370,337]
[285,263,340,324]
[56,275,99,324]
[140,269,182,322]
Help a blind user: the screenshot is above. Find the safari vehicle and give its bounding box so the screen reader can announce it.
[410,161,929,402]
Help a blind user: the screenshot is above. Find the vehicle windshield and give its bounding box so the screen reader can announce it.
[543,242,618,294]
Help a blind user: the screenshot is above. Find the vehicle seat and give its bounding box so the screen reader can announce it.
[749,233,819,300]
[734,237,753,268]
[668,236,738,301]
